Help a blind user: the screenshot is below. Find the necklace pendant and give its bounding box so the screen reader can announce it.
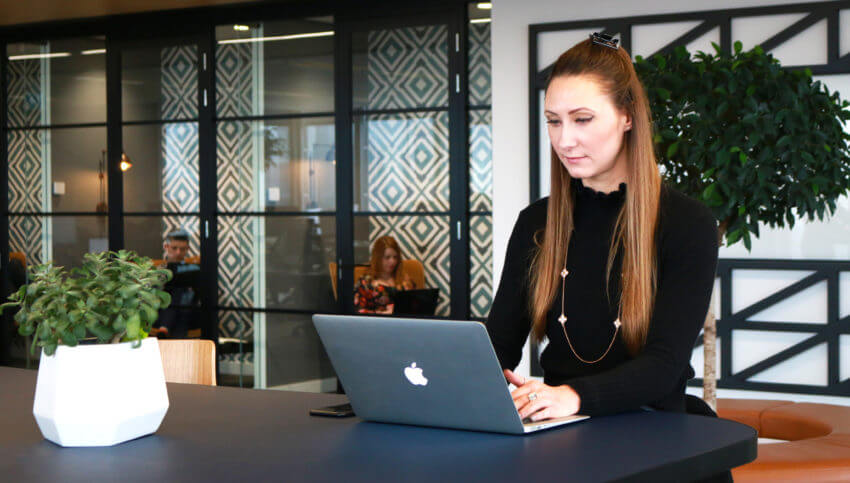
[560,268,569,279]
[558,314,567,325]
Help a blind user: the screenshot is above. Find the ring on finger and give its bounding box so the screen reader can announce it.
[528,392,538,402]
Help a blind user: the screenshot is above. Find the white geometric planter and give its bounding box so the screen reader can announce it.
[33,337,170,447]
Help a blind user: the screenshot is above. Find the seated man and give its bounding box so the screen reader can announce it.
[151,230,200,338]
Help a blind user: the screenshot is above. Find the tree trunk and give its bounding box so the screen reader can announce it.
[703,291,717,411]
[703,220,728,411]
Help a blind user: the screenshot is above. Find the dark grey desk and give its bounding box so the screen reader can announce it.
[0,367,756,482]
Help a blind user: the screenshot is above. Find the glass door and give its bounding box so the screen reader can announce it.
[114,35,210,340]
[343,12,465,318]
[214,18,337,389]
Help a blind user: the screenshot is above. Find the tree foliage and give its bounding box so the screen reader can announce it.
[635,41,850,249]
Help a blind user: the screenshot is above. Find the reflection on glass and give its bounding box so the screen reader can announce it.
[6,37,106,127]
[265,312,336,391]
[354,215,450,316]
[217,216,336,311]
[353,112,449,212]
[216,118,335,212]
[7,128,108,213]
[353,25,448,111]
[9,216,108,270]
[215,17,335,117]
[123,123,199,213]
[122,44,198,122]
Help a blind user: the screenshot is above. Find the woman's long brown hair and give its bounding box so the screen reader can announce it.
[369,235,406,286]
[529,38,661,355]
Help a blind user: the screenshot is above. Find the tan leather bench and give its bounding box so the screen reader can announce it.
[717,398,850,482]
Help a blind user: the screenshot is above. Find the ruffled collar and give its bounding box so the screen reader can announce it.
[572,177,627,203]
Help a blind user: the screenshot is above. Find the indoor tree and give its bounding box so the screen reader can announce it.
[635,41,850,408]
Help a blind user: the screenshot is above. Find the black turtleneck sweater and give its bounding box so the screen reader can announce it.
[486,179,718,416]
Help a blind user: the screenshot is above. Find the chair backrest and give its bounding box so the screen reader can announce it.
[329,262,338,300]
[9,251,26,266]
[400,259,426,289]
[329,260,427,300]
[158,339,216,386]
[153,257,200,267]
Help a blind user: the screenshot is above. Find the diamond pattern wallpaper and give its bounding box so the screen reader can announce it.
[469,109,493,317]
[366,26,452,315]
[468,22,493,317]
[468,22,492,106]
[161,45,198,120]
[470,215,492,317]
[216,43,253,118]
[7,59,42,127]
[367,25,448,110]
[7,59,45,264]
[215,43,259,344]
[160,46,201,257]
[469,109,492,212]
[365,112,450,212]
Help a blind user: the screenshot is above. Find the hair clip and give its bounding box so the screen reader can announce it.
[590,32,619,50]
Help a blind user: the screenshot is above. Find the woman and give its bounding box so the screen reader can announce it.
[354,236,415,314]
[487,34,719,424]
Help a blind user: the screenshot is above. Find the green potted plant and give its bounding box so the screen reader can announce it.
[0,250,174,447]
[635,42,850,408]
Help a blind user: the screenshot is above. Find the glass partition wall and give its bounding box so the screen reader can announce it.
[215,18,337,390]
[5,37,108,368]
[1,3,493,388]
[120,38,205,352]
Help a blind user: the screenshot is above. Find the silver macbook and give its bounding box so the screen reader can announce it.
[312,314,589,434]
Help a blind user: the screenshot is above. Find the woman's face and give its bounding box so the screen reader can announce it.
[380,248,399,275]
[544,74,632,192]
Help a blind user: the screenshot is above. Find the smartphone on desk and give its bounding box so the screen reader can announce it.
[309,402,355,418]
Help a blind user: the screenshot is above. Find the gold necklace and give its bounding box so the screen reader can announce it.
[558,266,621,364]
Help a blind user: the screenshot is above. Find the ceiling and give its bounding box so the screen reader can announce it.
[0,0,267,27]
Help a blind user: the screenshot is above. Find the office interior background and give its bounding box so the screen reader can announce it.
[1,0,849,406]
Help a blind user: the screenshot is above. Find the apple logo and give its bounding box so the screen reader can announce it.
[404,362,428,386]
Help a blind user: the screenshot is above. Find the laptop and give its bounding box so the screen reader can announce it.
[312,314,589,434]
[392,288,439,316]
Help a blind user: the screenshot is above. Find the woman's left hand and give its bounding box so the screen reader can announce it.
[504,369,581,421]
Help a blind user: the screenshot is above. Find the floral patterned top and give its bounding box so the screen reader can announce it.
[353,274,416,313]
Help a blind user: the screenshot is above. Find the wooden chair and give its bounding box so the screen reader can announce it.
[9,251,26,267]
[157,339,216,386]
[153,256,200,267]
[329,259,427,300]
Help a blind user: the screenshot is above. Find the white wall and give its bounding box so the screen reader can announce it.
[491,0,850,404]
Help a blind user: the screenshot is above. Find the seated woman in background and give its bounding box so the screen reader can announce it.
[354,236,415,314]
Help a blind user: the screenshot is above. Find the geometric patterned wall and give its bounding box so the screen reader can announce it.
[366,26,452,315]
[7,59,46,264]
[367,26,449,110]
[160,46,201,256]
[468,22,492,107]
[469,21,493,318]
[216,41,259,344]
